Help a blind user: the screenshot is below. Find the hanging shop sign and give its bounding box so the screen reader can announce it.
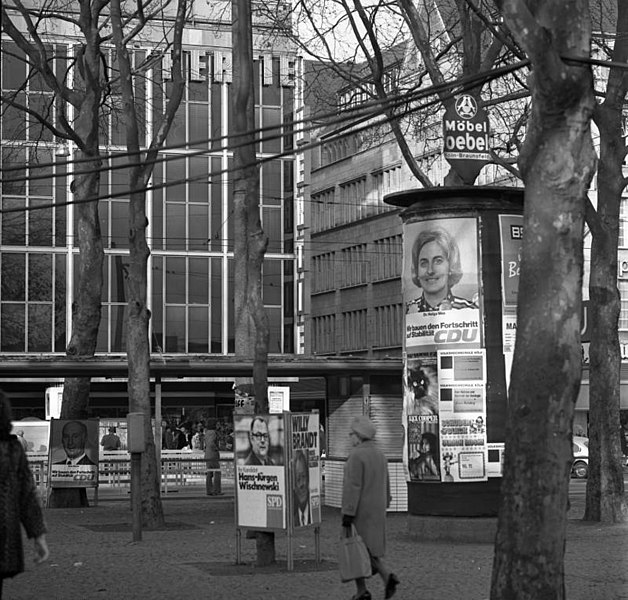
[442,95,490,183]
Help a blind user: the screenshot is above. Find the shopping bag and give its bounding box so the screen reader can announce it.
[337,525,371,582]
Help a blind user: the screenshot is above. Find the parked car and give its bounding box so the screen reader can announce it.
[572,436,589,479]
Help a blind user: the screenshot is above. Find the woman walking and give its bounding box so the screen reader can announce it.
[0,391,49,596]
[341,415,399,600]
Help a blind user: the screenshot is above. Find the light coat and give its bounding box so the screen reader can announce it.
[341,439,390,557]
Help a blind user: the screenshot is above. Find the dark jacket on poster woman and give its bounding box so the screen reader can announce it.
[0,436,47,580]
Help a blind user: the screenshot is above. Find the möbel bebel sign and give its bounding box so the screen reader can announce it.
[443,95,490,164]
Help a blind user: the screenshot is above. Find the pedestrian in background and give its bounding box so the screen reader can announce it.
[0,391,49,596]
[100,426,121,451]
[204,420,222,496]
[341,415,399,600]
[15,430,28,452]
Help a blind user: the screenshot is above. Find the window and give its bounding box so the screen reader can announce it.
[341,309,367,351]
[313,314,335,354]
[311,188,335,233]
[373,235,402,281]
[338,177,366,225]
[619,280,628,330]
[374,304,402,348]
[0,252,65,352]
[340,244,368,287]
[312,252,335,293]
[620,199,628,248]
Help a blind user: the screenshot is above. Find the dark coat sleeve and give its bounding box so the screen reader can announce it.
[0,439,46,579]
[17,444,46,539]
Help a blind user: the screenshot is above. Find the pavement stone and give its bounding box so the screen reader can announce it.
[3,484,627,600]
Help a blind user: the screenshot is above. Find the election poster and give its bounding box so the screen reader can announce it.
[48,419,99,488]
[437,349,488,482]
[11,420,50,454]
[288,412,321,528]
[234,414,287,529]
[403,217,482,353]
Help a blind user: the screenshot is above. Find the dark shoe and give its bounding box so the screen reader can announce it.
[350,592,371,600]
[385,574,399,599]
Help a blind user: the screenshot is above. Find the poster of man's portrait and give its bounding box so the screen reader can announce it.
[48,419,99,488]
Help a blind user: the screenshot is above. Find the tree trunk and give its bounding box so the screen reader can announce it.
[232,0,272,566]
[109,0,187,528]
[585,0,628,523]
[52,13,105,506]
[491,2,597,598]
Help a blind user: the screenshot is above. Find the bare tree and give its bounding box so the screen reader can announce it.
[291,0,524,184]
[2,0,107,508]
[491,2,597,598]
[584,0,628,523]
[232,0,273,565]
[109,0,188,528]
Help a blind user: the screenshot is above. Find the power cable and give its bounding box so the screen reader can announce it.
[1,56,530,185]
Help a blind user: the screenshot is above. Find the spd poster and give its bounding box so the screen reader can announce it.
[234,414,287,529]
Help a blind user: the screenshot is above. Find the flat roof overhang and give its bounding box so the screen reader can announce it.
[0,355,403,379]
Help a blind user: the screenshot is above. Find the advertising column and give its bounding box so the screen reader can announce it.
[402,217,488,484]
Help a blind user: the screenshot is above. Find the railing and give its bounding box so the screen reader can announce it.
[27,450,234,495]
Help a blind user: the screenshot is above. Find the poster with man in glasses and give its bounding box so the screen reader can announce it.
[234,414,286,529]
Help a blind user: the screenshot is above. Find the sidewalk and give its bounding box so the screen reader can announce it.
[4,486,627,600]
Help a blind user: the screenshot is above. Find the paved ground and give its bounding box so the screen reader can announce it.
[3,481,627,600]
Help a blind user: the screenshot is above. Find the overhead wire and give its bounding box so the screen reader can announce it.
[2,55,531,177]
[0,56,531,217]
[2,50,626,216]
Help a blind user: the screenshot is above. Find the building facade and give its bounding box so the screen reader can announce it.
[0,2,315,422]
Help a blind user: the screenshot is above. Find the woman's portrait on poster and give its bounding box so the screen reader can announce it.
[406,226,478,313]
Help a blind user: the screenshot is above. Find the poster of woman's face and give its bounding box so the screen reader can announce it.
[403,217,480,313]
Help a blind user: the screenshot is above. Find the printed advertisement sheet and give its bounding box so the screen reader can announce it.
[438,349,488,482]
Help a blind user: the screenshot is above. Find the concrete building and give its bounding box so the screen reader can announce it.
[0,1,318,425]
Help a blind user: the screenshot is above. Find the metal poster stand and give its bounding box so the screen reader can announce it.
[234,411,322,571]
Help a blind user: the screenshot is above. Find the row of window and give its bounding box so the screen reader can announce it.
[1,44,295,150]
[337,67,400,111]
[0,251,293,354]
[311,235,402,294]
[311,303,403,354]
[311,168,401,233]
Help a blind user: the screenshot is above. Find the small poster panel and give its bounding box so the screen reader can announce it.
[268,386,290,414]
[438,349,488,482]
[499,215,523,309]
[289,412,321,528]
[11,420,50,454]
[487,442,505,478]
[234,414,286,529]
[48,419,99,488]
[499,214,523,391]
[407,414,441,481]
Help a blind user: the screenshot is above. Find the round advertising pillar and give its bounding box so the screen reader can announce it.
[385,186,523,539]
